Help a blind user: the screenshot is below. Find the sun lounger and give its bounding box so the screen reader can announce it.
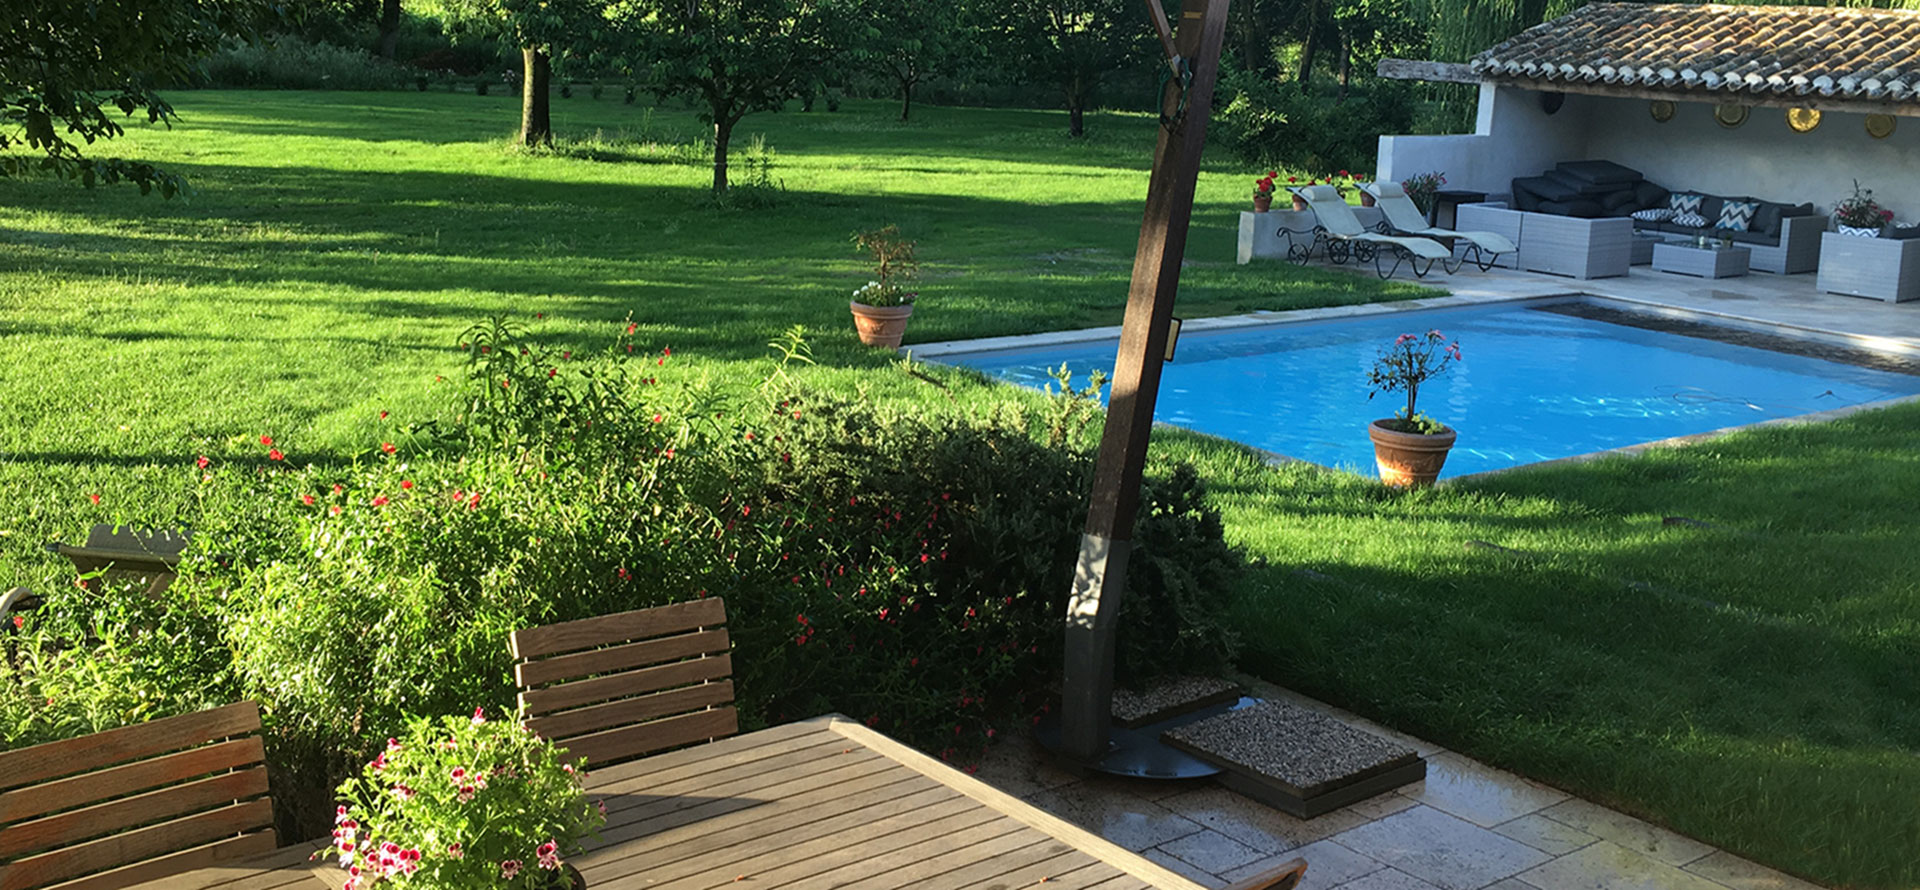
[1280,186,1455,278]
[1364,182,1515,270]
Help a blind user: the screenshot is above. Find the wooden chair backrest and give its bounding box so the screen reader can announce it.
[57,526,191,595]
[509,598,737,768]
[0,701,277,890]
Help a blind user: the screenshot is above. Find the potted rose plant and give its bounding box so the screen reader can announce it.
[1365,329,1463,487]
[848,225,918,349]
[1834,180,1893,237]
[328,708,605,890]
[1253,171,1278,212]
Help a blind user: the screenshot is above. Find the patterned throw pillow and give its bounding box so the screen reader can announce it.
[1717,200,1759,232]
[1631,208,1675,222]
[1672,211,1711,228]
[1669,193,1704,215]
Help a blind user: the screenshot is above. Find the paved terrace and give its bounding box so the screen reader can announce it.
[980,682,1823,890]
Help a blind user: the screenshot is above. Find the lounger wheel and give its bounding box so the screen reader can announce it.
[1353,242,1378,263]
[1328,240,1352,264]
[1286,241,1313,265]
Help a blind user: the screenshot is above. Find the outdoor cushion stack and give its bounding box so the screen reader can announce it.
[1512,160,1817,247]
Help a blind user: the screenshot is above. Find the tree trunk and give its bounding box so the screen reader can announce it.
[1336,28,1351,102]
[712,116,734,194]
[519,48,552,147]
[1068,101,1085,137]
[376,0,402,60]
[1297,0,1320,90]
[899,78,914,122]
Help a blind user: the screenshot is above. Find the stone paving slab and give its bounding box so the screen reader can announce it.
[1516,840,1730,890]
[1398,752,1570,828]
[1329,805,1551,890]
[1492,812,1602,857]
[1536,798,1718,868]
[1333,868,1445,890]
[1681,851,1827,890]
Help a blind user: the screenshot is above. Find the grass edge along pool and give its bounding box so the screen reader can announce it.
[934,300,1920,479]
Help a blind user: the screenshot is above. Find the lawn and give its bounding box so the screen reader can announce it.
[2,90,1915,889]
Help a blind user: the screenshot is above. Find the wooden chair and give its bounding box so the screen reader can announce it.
[1223,857,1307,890]
[509,598,737,767]
[54,526,191,596]
[0,701,278,890]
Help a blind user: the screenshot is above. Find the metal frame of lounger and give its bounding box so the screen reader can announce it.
[1277,187,1455,279]
[1363,182,1514,272]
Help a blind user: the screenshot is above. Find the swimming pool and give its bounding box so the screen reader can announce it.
[940,301,1920,478]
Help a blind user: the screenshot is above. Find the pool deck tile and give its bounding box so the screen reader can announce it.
[978,684,1819,890]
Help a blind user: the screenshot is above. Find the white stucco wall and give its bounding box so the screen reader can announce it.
[1581,97,1920,221]
[1377,86,1920,223]
[1377,86,1592,199]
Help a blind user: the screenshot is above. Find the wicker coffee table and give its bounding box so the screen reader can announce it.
[1651,241,1751,278]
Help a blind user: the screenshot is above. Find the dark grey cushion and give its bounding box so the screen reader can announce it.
[1723,229,1773,246]
[1782,202,1816,218]
[1751,202,1785,238]
[1515,175,1580,203]
[1600,189,1640,211]
[1697,195,1726,223]
[1543,168,1608,196]
[1892,225,1920,241]
[1555,160,1643,186]
[1538,198,1606,218]
[1633,180,1670,208]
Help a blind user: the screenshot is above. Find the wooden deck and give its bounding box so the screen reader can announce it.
[121,716,1207,890]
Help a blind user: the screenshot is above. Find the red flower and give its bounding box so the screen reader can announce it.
[196,455,210,469]
[301,494,316,506]
[260,435,273,445]
[330,505,343,516]
[268,449,284,461]
[652,414,663,423]
[332,483,344,495]
[626,323,637,335]
[400,480,413,490]
[87,493,100,505]
[379,411,389,420]
[372,495,389,507]
[617,566,630,580]
[381,442,396,454]
[11,615,22,629]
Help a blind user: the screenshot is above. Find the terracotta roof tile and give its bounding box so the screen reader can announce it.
[1470,3,1920,106]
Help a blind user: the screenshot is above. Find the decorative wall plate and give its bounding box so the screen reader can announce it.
[1650,100,1676,122]
[1714,104,1749,128]
[1866,114,1897,139]
[1786,107,1821,132]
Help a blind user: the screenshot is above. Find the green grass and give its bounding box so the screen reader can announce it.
[2,90,1916,889]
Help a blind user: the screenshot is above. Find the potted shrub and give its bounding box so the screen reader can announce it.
[1401,171,1447,220]
[328,708,606,890]
[848,225,918,349]
[1834,180,1893,237]
[1253,171,1278,212]
[1365,329,1463,487]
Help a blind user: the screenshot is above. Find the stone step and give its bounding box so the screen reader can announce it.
[1110,676,1245,729]
[1161,699,1427,819]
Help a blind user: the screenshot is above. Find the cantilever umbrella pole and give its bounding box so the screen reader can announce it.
[1058,0,1232,765]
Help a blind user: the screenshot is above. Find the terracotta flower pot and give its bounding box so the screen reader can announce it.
[1359,191,1376,207]
[1291,195,1308,212]
[1367,419,1457,487]
[1253,193,1273,212]
[849,302,914,349]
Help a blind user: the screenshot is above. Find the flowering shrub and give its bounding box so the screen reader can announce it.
[1253,170,1278,197]
[1366,330,1463,435]
[1834,180,1894,230]
[1401,171,1446,216]
[849,225,917,307]
[330,708,603,890]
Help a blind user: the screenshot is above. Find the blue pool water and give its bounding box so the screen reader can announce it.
[945,303,1920,478]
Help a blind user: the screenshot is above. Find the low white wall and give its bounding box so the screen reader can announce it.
[1377,85,1591,198]
[1581,97,1920,222]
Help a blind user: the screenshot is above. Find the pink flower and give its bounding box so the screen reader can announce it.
[537,841,560,870]
[391,784,414,800]
[501,860,523,880]
[457,784,476,802]
[448,843,464,860]
[1395,333,1414,345]
[472,706,487,724]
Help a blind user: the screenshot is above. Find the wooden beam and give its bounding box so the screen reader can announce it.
[1376,58,1481,85]
[1492,76,1920,118]
[1058,0,1232,764]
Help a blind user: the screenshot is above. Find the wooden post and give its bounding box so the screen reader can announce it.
[1059,0,1232,764]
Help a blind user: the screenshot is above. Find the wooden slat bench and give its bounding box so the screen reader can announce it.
[0,701,278,890]
[509,598,737,767]
[54,526,191,596]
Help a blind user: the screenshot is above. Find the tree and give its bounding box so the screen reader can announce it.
[854,0,973,122]
[996,0,1147,138]
[2,0,261,195]
[626,0,852,193]
[377,0,404,59]
[444,0,609,146]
